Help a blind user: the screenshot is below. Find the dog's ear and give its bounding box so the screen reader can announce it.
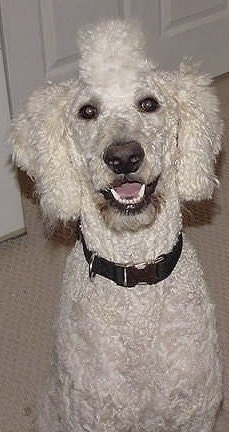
[175,62,223,201]
[9,82,81,224]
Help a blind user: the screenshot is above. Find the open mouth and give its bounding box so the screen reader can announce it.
[100,176,159,215]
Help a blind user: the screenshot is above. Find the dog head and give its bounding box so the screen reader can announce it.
[10,20,222,232]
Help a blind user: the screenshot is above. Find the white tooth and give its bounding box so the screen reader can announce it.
[111,188,121,201]
[139,184,145,199]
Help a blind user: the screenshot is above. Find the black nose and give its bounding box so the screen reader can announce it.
[103,141,145,175]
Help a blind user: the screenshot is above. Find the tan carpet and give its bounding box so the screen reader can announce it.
[0,74,229,432]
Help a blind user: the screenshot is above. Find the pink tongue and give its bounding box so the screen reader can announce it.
[114,182,142,198]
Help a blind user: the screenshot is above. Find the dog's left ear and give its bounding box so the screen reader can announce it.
[175,63,223,201]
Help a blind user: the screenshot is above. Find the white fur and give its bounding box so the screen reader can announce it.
[9,19,222,432]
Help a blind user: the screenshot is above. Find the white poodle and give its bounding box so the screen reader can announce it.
[10,20,222,432]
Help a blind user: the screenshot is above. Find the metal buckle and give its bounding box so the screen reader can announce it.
[135,262,148,270]
[134,262,148,285]
[123,266,128,287]
[89,252,96,279]
[138,280,149,286]
[120,255,166,288]
[154,255,165,264]
[122,263,148,288]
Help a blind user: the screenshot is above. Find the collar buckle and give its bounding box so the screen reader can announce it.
[89,252,96,279]
[123,266,128,287]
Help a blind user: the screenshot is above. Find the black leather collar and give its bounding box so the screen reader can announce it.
[80,227,182,288]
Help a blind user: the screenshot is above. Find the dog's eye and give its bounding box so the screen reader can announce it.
[137,97,160,113]
[78,104,98,120]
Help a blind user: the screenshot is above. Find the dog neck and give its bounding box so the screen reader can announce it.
[79,224,183,287]
[80,190,182,265]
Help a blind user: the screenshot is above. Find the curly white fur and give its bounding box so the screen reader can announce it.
[9,19,222,432]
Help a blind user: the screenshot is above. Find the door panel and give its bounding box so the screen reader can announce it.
[130,0,229,75]
[40,0,121,82]
[161,0,227,36]
[0,47,25,241]
[0,0,45,112]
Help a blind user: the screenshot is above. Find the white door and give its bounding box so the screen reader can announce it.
[133,0,229,75]
[0,44,25,241]
[0,0,229,238]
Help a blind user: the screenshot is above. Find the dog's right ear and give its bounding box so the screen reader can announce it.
[9,82,82,225]
[174,63,223,201]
